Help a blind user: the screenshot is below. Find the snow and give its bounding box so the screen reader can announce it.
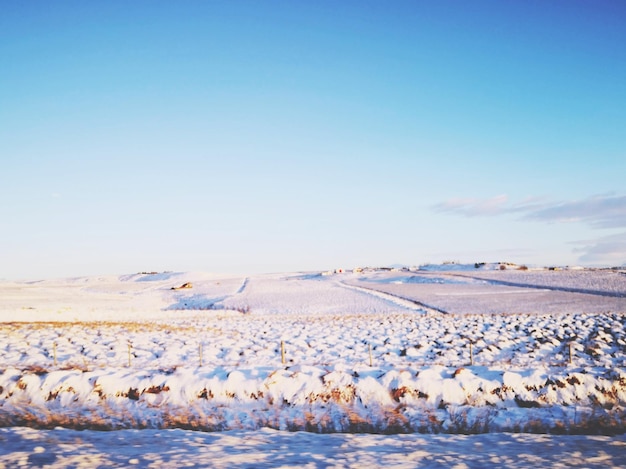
[0,265,625,466]
[346,268,626,315]
[1,427,625,468]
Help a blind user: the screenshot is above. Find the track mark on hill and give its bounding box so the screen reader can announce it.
[166,276,249,311]
[440,273,626,298]
[236,277,249,294]
[337,281,447,314]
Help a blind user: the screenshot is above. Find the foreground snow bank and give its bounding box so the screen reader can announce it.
[1,363,625,434]
[1,427,625,469]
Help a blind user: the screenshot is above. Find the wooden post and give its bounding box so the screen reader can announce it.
[568,342,573,365]
[127,342,132,368]
[199,343,203,367]
[469,341,474,366]
[281,340,286,365]
[53,342,57,366]
[369,343,373,367]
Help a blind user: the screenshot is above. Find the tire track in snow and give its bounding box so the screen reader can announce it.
[439,272,626,298]
[236,277,249,294]
[207,276,249,309]
[336,281,448,314]
[166,276,249,311]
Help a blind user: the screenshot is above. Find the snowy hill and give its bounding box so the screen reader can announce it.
[0,267,625,466]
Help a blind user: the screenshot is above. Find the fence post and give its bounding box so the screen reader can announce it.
[53,342,57,366]
[369,343,373,367]
[469,341,474,366]
[127,342,132,368]
[568,342,573,364]
[199,343,203,367]
[281,340,286,365]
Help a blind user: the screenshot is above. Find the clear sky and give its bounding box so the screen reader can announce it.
[1,1,625,279]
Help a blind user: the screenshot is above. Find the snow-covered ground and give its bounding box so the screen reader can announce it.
[345,268,626,315]
[0,265,625,467]
[1,427,625,468]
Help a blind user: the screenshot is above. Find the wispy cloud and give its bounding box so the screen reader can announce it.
[433,193,626,229]
[521,194,626,229]
[433,193,626,265]
[432,194,510,216]
[571,232,626,265]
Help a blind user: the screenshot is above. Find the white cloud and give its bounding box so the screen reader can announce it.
[432,194,510,216]
[521,194,626,228]
[434,193,626,228]
[433,193,626,266]
[571,232,626,266]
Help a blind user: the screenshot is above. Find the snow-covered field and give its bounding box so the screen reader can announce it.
[2,426,625,468]
[1,265,625,467]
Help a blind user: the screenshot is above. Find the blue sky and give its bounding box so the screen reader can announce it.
[1,1,625,279]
